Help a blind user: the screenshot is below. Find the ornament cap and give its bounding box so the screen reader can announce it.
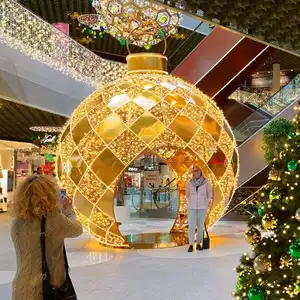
[126,53,168,75]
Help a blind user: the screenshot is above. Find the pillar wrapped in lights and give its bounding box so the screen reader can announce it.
[57,53,239,248]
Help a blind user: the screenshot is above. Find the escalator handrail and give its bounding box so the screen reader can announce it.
[236,74,298,115]
[153,177,177,193]
[153,188,178,209]
[234,74,298,129]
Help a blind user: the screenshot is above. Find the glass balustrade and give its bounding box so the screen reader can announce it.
[115,187,179,214]
[233,74,300,143]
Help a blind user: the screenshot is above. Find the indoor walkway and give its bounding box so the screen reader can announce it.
[0,213,249,300]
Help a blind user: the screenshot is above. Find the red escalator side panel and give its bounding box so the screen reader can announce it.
[214,47,276,104]
[171,27,243,84]
[196,39,268,98]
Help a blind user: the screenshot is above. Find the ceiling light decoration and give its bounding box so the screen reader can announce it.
[69,12,107,40]
[57,52,239,248]
[0,0,126,88]
[30,126,63,133]
[91,0,182,49]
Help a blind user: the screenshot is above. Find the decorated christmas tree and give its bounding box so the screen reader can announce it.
[233,106,300,300]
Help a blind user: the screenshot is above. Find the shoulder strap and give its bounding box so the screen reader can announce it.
[40,216,51,281]
[204,223,209,239]
[63,244,70,273]
[40,217,70,282]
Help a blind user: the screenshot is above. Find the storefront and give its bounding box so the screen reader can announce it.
[0,141,38,209]
[124,166,141,194]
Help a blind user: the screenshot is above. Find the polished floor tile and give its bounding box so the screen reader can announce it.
[0,213,248,300]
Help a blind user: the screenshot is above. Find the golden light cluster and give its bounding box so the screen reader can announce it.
[0,0,126,88]
[30,126,63,133]
[92,0,181,48]
[57,53,239,248]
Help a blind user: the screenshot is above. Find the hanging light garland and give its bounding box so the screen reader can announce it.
[0,0,126,88]
[68,12,107,40]
[30,126,63,133]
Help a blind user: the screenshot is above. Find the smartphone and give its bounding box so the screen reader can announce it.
[59,189,66,211]
[60,189,66,198]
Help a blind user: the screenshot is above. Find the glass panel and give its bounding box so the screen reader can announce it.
[114,154,179,241]
[233,74,300,143]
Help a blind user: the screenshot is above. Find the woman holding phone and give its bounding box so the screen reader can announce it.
[11,175,83,300]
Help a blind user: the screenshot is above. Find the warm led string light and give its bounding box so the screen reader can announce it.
[57,54,239,247]
[0,0,126,88]
[92,0,181,48]
[30,126,63,133]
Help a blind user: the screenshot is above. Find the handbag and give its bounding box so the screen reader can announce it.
[202,224,210,249]
[40,216,77,300]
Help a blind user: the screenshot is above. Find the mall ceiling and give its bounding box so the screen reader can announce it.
[18,0,206,70]
[160,0,300,54]
[18,0,300,75]
[0,99,67,142]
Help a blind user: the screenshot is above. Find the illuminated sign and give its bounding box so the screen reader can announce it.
[128,167,138,172]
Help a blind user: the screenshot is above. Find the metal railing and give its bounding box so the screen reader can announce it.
[229,88,271,108]
[128,187,178,212]
[223,186,262,218]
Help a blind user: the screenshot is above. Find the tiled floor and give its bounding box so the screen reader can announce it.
[0,213,249,300]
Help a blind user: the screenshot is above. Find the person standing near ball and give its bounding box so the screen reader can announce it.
[186,166,212,252]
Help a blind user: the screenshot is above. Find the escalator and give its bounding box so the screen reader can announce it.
[234,74,300,187]
[172,27,273,106]
[2,0,297,190]
[128,180,179,219]
[0,0,122,116]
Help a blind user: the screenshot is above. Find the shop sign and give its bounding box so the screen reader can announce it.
[144,171,160,188]
[128,167,138,172]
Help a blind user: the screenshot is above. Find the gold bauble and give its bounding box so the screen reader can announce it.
[262,213,278,230]
[57,53,239,247]
[253,254,272,273]
[268,169,278,181]
[245,227,261,245]
[280,253,292,268]
[296,208,300,222]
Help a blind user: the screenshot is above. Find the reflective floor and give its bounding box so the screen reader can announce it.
[0,213,249,300]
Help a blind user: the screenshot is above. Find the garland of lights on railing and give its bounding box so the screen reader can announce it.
[0,0,127,88]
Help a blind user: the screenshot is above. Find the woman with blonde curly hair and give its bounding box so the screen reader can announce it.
[11,175,83,300]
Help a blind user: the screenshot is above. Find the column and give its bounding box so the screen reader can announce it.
[272,63,280,93]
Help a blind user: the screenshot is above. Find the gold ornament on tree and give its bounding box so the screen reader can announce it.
[245,227,261,245]
[57,51,239,248]
[253,254,272,273]
[269,188,281,201]
[262,213,278,230]
[280,253,292,268]
[268,169,279,181]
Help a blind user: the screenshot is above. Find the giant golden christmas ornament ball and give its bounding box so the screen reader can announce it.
[57,53,239,247]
